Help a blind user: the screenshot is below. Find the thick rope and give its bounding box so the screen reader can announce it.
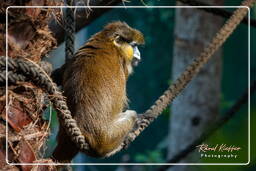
[1,0,254,158]
[0,56,89,151]
[120,0,256,150]
[65,0,75,62]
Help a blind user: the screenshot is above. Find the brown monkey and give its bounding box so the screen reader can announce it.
[52,21,144,162]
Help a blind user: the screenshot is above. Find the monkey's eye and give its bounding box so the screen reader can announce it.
[129,41,138,47]
[116,35,130,44]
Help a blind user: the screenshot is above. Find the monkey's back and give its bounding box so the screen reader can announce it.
[62,43,128,147]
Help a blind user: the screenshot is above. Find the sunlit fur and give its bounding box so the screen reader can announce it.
[52,21,144,161]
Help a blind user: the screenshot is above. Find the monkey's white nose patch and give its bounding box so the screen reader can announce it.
[133,46,141,60]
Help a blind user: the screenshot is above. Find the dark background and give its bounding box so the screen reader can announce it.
[46,0,256,170]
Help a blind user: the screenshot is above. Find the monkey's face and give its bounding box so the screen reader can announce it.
[104,22,144,67]
[114,37,141,67]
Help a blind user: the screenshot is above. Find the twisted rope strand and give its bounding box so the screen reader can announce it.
[1,0,254,158]
[65,0,75,62]
[0,56,89,151]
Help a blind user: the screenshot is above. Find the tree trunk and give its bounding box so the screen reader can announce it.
[0,1,61,170]
[167,1,224,170]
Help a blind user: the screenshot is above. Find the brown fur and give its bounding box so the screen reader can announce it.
[52,21,144,161]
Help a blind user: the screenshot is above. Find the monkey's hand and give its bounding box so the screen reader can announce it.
[103,110,137,157]
[121,110,137,122]
[119,111,156,151]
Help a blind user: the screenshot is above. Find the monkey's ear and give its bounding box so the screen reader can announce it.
[113,35,122,47]
[114,35,129,47]
[114,34,130,44]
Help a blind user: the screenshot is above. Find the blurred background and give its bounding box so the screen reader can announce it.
[45,0,256,170]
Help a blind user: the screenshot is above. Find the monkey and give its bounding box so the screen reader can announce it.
[52,21,144,162]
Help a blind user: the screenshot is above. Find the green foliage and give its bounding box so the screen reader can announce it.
[200,114,250,171]
[220,94,234,112]
[135,150,165,163]
[43,106,59,157]
[253,5,256,18]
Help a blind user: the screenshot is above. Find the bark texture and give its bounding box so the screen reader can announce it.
[0,1,60,170]
[0,0,126,170]
[167,0,223,170]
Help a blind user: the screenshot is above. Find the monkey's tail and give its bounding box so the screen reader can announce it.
[51,66,65,86]
[52,128,79,163]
